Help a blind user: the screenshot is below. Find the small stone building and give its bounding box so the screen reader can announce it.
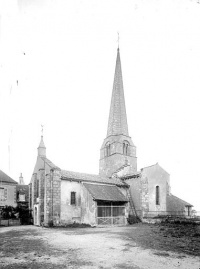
[29,48,193,226]
[0,170,18,208]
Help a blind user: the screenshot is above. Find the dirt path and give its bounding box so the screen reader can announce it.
[0,225,200,269]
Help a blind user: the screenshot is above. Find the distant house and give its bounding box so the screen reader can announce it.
[16,173,29,206]
[0,171,29,210]
[0,170,18,208]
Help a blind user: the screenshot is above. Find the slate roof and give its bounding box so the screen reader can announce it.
[61,170,126,186]
[0,170,18,184]
[38,136,46,149]
[141,163,170,175]
[107,48,129,136]
[83,183,128,202]
[41,157,60,170]
[168,194,193,207]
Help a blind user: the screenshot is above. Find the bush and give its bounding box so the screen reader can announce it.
[127,215,140,224]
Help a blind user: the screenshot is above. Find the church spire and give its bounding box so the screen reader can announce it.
[99,47,137,178]
[37,135,46,157]
[107,48,129,136]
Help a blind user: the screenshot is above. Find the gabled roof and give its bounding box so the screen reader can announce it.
[0,170,18,184]
[83,183,128,202]
[169,194,193,207]
[41,157,60,170]
[61,170,126,186]
[141,163,170,175]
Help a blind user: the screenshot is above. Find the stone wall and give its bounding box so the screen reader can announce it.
[60,180,96,226]
[44,169,61,226]
[99,134,137,177]
[141,164,169,217]
[141,174,149,217]
[125,177,142,218]
[0,183,17,207]
[38,169,45,223]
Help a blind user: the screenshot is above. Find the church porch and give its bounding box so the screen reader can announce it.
[97,201,127,226]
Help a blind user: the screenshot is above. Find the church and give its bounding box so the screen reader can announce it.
[29,48,193,226]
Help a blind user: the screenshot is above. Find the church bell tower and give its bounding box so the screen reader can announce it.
[99,48,137,178]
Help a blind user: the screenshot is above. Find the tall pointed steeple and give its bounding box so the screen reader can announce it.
[99,48,137,178]
[37,136,46,157]
[107,48,129,137]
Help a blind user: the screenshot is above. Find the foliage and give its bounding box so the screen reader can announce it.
[0,204,30,221]
[127,214,141,224]
[0,206,16,219]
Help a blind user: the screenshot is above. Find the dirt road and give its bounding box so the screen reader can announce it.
[0,224,200,269]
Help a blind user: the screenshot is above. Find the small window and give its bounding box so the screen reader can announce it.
[156,186,160,205]
[0,187,7,201]
[71,192,76,205]
[123,141,129,156]
[0,187,8,201]
[105,142,111,157]
[19,194,25,202]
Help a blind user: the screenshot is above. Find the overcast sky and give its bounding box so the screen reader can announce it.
[0,0,200,211]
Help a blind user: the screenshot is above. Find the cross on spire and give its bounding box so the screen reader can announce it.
[41,124,44,136]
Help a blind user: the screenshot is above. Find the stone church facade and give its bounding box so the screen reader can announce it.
[29,48,192,226]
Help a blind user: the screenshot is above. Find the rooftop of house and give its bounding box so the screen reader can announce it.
[0,170,18,185]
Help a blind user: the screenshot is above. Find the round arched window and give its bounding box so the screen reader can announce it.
[123,141,130,156]
[105,142,111,157]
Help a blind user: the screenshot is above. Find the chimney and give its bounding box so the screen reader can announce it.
[19,173,25,185]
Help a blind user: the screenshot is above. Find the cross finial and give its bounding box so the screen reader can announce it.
[117,32,120,49]
[41,124,44,136]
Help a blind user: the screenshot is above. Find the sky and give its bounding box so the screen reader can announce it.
[0,0,200,211]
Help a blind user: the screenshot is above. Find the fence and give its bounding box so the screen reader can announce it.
[97,205,126,225]
[133,210,200,219]
[0,219,21,226]
[97,216,126,225]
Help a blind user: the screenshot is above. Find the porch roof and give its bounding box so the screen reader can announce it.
[83,183,128,202]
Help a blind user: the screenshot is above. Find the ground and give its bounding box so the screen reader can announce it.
[0,223,200,269]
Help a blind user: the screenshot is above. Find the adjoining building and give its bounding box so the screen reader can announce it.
[16,173,29,206]
[29,48,193,227]
[0,170,18,208]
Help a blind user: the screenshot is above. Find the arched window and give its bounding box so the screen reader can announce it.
[105,142,111,157]
[71,192,76,205]
[156,186,160,205]
[123,141,129,156]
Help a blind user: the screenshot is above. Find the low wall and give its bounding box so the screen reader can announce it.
[0,219,21,226]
